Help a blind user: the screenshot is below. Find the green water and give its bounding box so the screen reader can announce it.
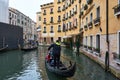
[0,46,119,80]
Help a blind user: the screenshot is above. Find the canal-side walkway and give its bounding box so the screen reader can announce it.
[80,47,120,79]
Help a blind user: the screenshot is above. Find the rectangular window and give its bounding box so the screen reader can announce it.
[51,17,53,22]
[51,37,54,42]
[58,37,61,42]
[58,25,61,31]
[50,8,53,13]
[44,38,46,42]
[86,17,88,24]
[58,16,61,20]
[118,0,120,4]
[44,18,46,22]
[39,17,41,21]
[96,6,100,18]
[51,26,53,31]
[90,13,93,22]
[44,27,46,31]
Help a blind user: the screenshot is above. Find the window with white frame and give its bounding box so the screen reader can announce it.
[90,13,93,22]
[51,26,53,32]
[86,17,88,25]
[118,0,120,4]
[44,27,46,31]
[96,6,100,18]
[58,25,61,31]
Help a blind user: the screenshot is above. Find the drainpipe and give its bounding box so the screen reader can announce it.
[105,0,109,71]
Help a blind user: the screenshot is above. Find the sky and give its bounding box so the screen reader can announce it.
[9,0,53,22]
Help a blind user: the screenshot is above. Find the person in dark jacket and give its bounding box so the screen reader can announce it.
[48,40,61,69]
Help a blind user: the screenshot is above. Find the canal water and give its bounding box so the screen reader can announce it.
[0,46,119,80]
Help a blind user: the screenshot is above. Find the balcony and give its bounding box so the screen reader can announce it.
[88,22,93,29]
[72,0,74,4]
[87,0,93,5]
[74,25,77,28]
[57,10,61,13]
[94,17,100,26]
[69,15,71,18]
[79,11,83,18]
[113,4,120,16]
[50,31,54,33]
[43,13,46,15]
[62,0,65,2]
[43,22,46,24]
[57,20,61,23]
[62,18,65,21]
[57,30,61,32]
[43,31,46,33]
[74,11,77,14]
[50,21,53,23]
[80,27,83,32]
[69,3,71,7]
[50,12,53,14]
[57,1,61,4]
[84,25,88,31]
[84,4,88,10]
[62,8,65,11]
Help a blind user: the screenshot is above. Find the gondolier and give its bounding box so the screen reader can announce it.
[48,40,61,69]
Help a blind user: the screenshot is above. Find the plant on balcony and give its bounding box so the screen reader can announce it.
[80,11,83,17]
[84,4,88,10]
[50,21,53,23]
[94,17,100,26]
[113,4,120,16]
[57,1,61,4]
[95,48,100,53]
[50,12,53,14]
[74,11,77,14]
[80,27,83,32]
[87,0,93,5]
[84,45,87,48]
[50,31,54,33]
[43,22,46,24]
[88,46,92,50]
[88,22,93,28]
[57,30,61,32]
[58,20,61,22]
[43,31,46,33]
[43,13,46,15]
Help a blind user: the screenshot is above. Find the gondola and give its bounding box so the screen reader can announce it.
[21,46,38,51]
[45,58,76,77]
[0,45,8,52]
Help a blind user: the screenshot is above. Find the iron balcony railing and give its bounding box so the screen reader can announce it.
[88,21,93,28]
[87,0,93,5]
[43,13,46,15]
[50,31,54,33]
[43,22,46,24]
[94,17,100,26]
[57,30,61,32]
[43,31,46,33]
[113,4,120,16]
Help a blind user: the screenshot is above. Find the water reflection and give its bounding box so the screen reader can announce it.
[0,46,119,80]
[0,50,41,80]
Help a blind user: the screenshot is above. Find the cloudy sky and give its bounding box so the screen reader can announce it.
[9,0,53,22]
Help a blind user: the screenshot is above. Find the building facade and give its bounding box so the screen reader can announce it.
[37,0,120,77]
[36,12,42,43]
[0,0,9,23]
[9,7,37,43]
[40,0,81,46]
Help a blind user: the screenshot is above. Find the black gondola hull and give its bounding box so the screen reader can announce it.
[45,60,76,77]
[21,46,38,51]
